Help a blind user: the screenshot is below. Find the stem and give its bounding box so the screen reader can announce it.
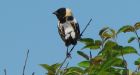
[89,51,92,60]
[56,45,76,75]
[22,49,29,75]
[80,19,92,36]
[32,72,35,75]
[134,30,140,49]
[4,69,7,75]
[56,56,68,74]
[65,62,69,69]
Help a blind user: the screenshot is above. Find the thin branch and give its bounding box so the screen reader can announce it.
[65,62,69,69]
[68,44,76,54]
[56,18,92,75]
[56,45,76,75]
[22,49,30,75]
[80,19,92,36]
[89,51,92,60]
[4,69,7,75]
[32,72,35,75]
[134,30,140,49]
[57,56,68,74]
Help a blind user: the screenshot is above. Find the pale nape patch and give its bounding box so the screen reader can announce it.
[65,8,73,17]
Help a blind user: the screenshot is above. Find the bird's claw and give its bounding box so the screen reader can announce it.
[66,53,72,58]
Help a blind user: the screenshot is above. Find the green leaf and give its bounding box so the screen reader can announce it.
[81,39,102,50]
[99,27,116,39]
[40,64,50,71]
[99,27,109,37]
[135,58,140,65]
[40,63,60,75]
[51,63,61,70]
[95,40,102,46]
[117,25,135,34]
[134,72,140,75]
[134,22,140,30]
[112,46,137,56]
[110,28,116,38]
[78,61,90,68]
[111,58,125,68]
[80,38,94,45]
[65,72,81,75]
[65,67,84,75]
[102,29,116,38]
[90,56,104,65]
[100,41,137,57]
[128,37,136,43]
[81,44,100,50]
[40,64,54,75]
[77,51,89,60]
[97,57,124,75]
[104,40,118,49]
[101,58,122,69]
[122,46,137,55]
[98,40,118,56]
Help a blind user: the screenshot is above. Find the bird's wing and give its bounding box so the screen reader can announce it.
[70,19,80,39]
[58,22,65,42]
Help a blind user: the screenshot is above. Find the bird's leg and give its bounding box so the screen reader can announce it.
[66,47,71,58]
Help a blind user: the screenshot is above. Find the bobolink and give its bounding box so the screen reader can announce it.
[53,8,80,57]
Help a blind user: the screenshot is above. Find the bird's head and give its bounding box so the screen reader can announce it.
[53,8,73,20]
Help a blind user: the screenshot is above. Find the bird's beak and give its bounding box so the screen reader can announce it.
[52,11,58,15]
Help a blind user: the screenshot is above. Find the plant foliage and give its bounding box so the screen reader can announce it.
[40,22,140,75]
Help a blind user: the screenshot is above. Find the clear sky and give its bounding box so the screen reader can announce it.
[0,0,140,75]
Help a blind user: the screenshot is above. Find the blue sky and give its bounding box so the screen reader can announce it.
[0,0,140,75]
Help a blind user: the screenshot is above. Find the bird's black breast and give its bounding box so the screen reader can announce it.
[67,16,74,21]
[59,16,74,23]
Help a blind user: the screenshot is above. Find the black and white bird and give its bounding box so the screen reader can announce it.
[53,8,80,57]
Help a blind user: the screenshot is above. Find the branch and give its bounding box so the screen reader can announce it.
[22,49,30,75]
[56,18,92,75]
[56,45,76,74]
[89,51,92,60]
[80,19,92,36]
[32,72,35,75]
[134,30,140,49]
[4,69,7,75]
[57,56,68,73]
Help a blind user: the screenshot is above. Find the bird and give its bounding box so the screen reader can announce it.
[53,8,80,57]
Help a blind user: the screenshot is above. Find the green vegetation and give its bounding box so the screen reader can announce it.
[41,22,140,75]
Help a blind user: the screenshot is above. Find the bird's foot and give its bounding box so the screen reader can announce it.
[66,52,72,58]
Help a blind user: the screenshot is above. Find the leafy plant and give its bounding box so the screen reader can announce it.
[40,22,140,75]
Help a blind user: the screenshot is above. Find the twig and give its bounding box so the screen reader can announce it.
[68,44,76,55]
[134,30,140,49]
[32,72,35,75]
[56,18,92,75]
[22,49,30,75]
[65,62,69,69]
[80,19,92,36]
[89,51,92,60]
[4,69,7,75]
[56,45,76,75]
[57,56,68,73]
